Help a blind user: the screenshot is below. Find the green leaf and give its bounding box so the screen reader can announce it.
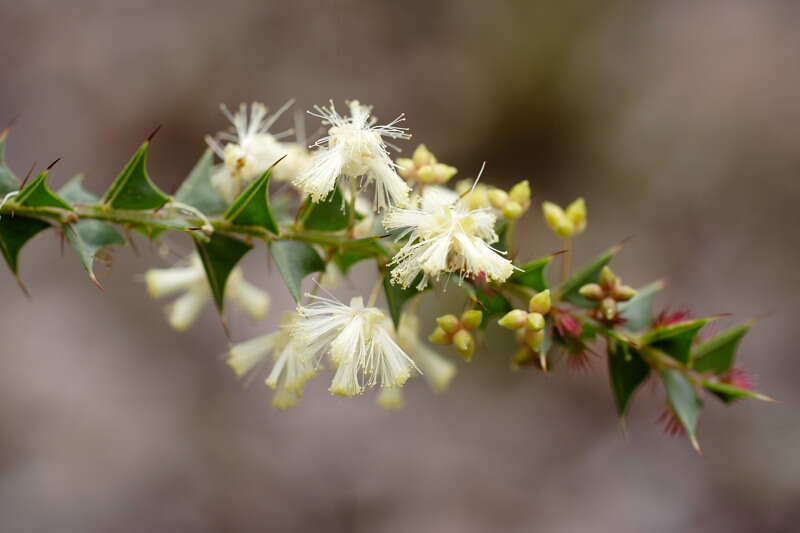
[466,281,513,326]
[102,140,171,210]
[0,128,20,196]
[174,149,227,216]
[508,256,552,291]
[59,176,125,286]
[619,280,665,332]
[383,274,426,329]
[559,244,621,308]
[0,215,51,276]
[495,221,510,254]
[641,318,713,365]
[269,239,325,302]
[194,233,253,312]
[15,169,73,211]
[691,322,752,374]
[661,369,702,452]
[608,340,650,418]
[300,187,351,231]
[702,380,771,404]
[224,167,279,235]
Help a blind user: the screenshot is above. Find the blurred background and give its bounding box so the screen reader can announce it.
[1,1,799,531]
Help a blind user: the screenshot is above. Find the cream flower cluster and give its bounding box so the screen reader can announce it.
[206,101,311,202]
[224,294,460,409]
[383,185,516,290]
[293,100,411,211]
[145,253,269,331]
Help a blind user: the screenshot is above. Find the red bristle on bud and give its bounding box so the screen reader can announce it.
[653,309,691,328]
[657,407,686,437]
[721,368,754,391]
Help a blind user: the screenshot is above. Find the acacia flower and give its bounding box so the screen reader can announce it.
[206,101,311,202]
[145,253,269,331]
[293,100,411,210]
[290,294,418,397]
[384,186,515,290]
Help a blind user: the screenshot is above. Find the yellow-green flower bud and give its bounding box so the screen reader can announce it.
[599,266,617,289]
[461,309,483,330]
[526,312,545,331]
[526,329,545,351]
[579,283,604,301]
[512,347,534,369]
[488,189,509,209]
[565,197,587,235]
[453,330,475,361]
[429,327,451,345]
[499,309,528,330]
[396,157,415,179]
[612,284,637,302]
[509,180,531,208]
[502,201,523,220]
[412,144,436,167]
[601,297,617,321]
[542,202,573,237]
[432,163,457,183]
[528,289,551,315]
[437,314,460,334]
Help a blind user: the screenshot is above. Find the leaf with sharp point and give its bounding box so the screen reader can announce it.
[642,317,714,365]
[465,281,512,328]
[0,127,20,196]
[174,149,227,216]
[662,369,703,452]
[383,274,428,329]
[224,165,279,235]
[194,233,253,312]
[0,215,51,277]
[15,168,73,211]
[269,239,325,302]
[619,280,665,332]
[102,140,171,210]
[300,187,351,231]
[608,340,650,418]
[508,256,552,291]
[702,380,772,404]
[559,244,621,308]
[691,322,752,374]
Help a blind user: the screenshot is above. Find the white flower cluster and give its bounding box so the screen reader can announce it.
[225,294,458,409]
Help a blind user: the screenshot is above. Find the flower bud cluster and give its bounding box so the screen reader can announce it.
[498,290,552,369]
[397,144,457,185]
[429,309,483,361]
[579,266,636,322]
[542,198,587,238]
[488,180,531,220]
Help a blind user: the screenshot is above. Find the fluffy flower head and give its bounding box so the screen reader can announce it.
[293,100,411,210]
[383,185,515,290]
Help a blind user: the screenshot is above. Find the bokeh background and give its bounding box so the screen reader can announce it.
[1,1,799,531]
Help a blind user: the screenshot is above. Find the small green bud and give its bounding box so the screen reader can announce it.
[612,284,637,302]
[412,144,436,167]
[599,266,617,289]
[528,289,551,314]
[396,157,415,179]
[526,312,545,331]
[579,283,604,301]
[565,197,587,235]
[512,347,534,369]
[488,189,508,209]
[499,309,528,330]
[437,314,460,334]
[526,329,545,351]
[460,309,483,330]
[453,330,475,361]
[429,326,451,345]
[418,162,457,184]
[508,180,531,208]
[601,297,617,321]
[501,201,523,220]
[542,202,573,238]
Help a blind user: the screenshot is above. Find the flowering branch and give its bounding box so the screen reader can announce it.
[0,101,771,451]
